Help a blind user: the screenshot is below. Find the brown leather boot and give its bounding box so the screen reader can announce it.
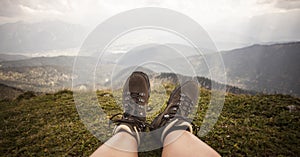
[110,71,150,145]
[150,80,199,143]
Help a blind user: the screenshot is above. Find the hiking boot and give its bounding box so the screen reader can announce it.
[150,80,199,143]
[110,71,150,145]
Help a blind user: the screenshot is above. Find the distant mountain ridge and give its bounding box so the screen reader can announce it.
[0,54,29,62]
[0,42,299,97]
[222,41,300,96]
[156,72,256,95]
[0,56,75,67]
[0,21,87,53]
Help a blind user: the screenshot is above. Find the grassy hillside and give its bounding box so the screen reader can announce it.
[1,87,299,156]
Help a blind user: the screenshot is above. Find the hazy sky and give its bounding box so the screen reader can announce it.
[1,0,299,25]
[0,0,299,50]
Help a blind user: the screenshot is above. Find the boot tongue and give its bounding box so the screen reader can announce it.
[129,75,145,93]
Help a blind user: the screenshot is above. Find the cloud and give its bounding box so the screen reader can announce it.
[0,0,71,17]
[275,0,300,10]
[19,0,71,13]
[245,9,300,42]
[0,0,24,17]
[257,0,300,10]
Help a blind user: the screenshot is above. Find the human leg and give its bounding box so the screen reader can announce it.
[150,80,220,157]
[162,130,220,157]
[90,132,138,157]
[91,71,150,156]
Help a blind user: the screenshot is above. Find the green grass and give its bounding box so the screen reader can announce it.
[1,87,300,156]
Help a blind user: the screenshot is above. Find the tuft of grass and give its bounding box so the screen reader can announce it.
[0,87,299,156]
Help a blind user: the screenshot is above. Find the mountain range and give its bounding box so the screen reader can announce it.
[0,40,299,97]
[0,21,87,53]
[222,42,300,96]
[0,54,28,62]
